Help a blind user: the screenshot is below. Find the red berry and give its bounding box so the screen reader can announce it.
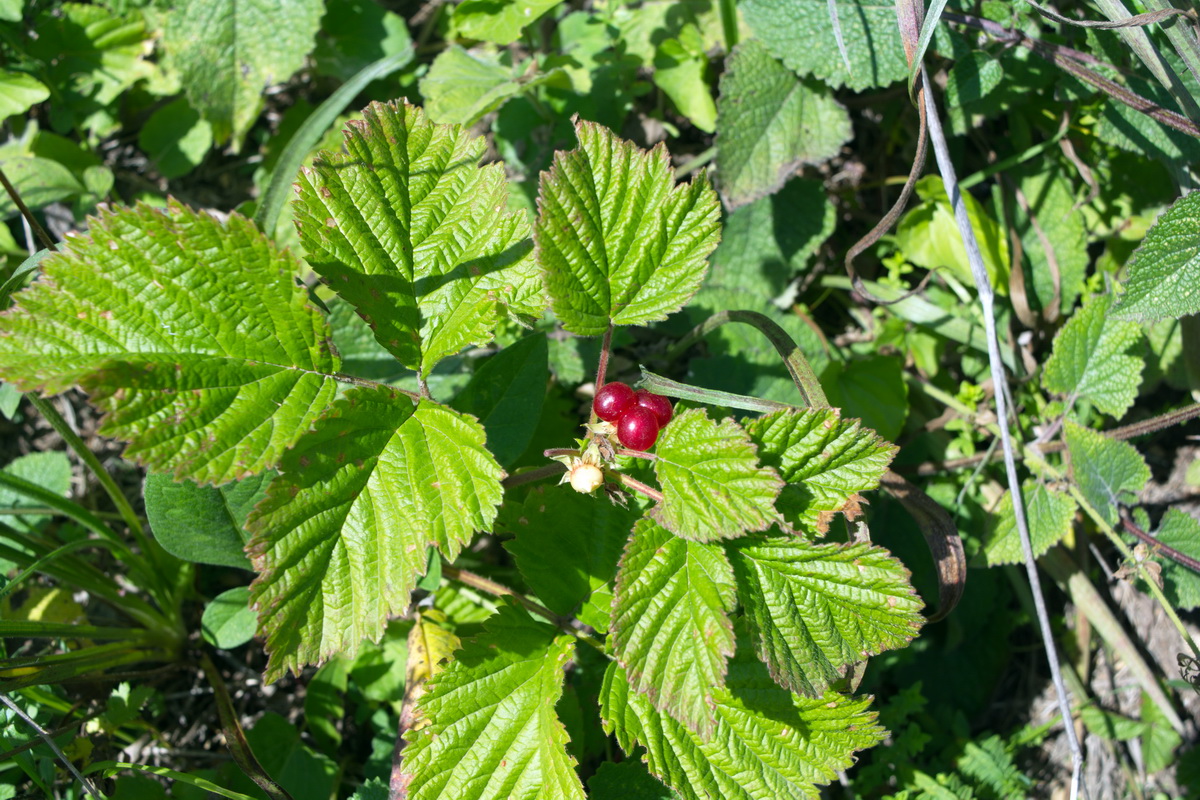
[594,382,635,422]
[617,405,660,451]
[634,390,673,428]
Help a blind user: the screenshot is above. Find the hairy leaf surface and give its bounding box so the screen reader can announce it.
[0,202,340,485]
[1044,294,1142,418]
[1113,190,1200,322]
[403,601,585,800]
[716,40,851,209]
[652,408,782,542]
[247,386,503,680]
[536,119,721,335]
[611,520,736,733]
[1144,510,1200,610]
[728,536,923,696]
[1065,420,1149,527]
[295,101,540,377]
[600,644,885,799]
[978,481,1078,567]
[744,408,895,534]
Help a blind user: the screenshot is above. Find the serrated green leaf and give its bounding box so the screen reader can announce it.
[201,586,258,649]
[1044,294,1142,418]
[715,40,851,209]
[453,0,565,45]
[450,333,548,467]
[611,519,736,733]
[744,407,895,534]
[600,643,886,800]
[1113,191,1200,322]
[1143,509,1200,610]
[247,386,503,680]
[420,46,521,125]
[741,0,907,91]
[502,484,638,633]
[728,535,923,696]
[651,408,782,542]
[0,70,49,121]
[144,472,268,569]
[977,481,1077,567]
[535,119,721,335]
[163,0,323,150]
[0,202,341,485]
[295,101,539,378]
[1065,420,1149,527]
[403,601,585,800]
[707,178,835,299]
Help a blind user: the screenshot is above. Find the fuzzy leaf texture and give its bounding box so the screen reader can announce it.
[740,0,908,91]
[294,101,540,378]
[1043,294,1143,418]
[0,202,340,485]
[1143,509,1200,610]
[977,481,1077,567]
[744,408,895,534]
[247,386,503,680]
[715,40,852,209]
[1113,189,1200,322]
[652,408,782,542]
[1065,420,1149,527]
[600,639,886,800]
[402,601,585,800]
[611,520,737,733]
[728,535,923,696]
[535,119,721,335]
[502,485,639,633]
[163,0,323,150]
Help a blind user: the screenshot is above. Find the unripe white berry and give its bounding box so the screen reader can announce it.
[569,463,604,493]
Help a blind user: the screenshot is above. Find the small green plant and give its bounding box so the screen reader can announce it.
[0,100,932,798]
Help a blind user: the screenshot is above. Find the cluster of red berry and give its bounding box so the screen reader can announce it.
[593,382,673,451]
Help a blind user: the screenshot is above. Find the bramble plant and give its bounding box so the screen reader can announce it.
[0,100,927,798]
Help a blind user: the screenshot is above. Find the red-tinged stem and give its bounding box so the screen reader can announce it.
[617,473,663,503]
[614,448,657,461]
[1121,515,1200,574]
[595,323,614,390]
[502,462,566,488]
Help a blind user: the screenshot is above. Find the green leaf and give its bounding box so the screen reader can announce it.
[163,0,324,150]
[611,520,736,733]
[452,0,566,45]
[312,0,413,81]
[1043,294,1142,418]
[450,334,548,467]
[0,452,71,532]
[587,761,680,800]
[247,386,504,680]
[419,46,521,125]
[0,202,341,485]
[201,586,258,649]
[535,119,721,335]
[294,100,539,378]
[821,355,908,443]
[600,644,886,800]
[1011,163,1088,317]
[1064,420,1149,527]
[403,601,585,800]
[944,52,1003,108]
[744,407,895,534]
[0,382,20,419]
[1142,691,1182,774]
[1144,509,1200,610]
[0,149,84,218]
[1113,191,1200,322]
[143,472,268,569]
[306,657,348,750]
[707,178,835,299]
[0,70,49,121]
[502,484,638,633]
[895,176,1009,292]
[138,97,213,180]
[741,0,908,91]
[651,408,782,542]
[715,40,851,209]
[653,29,717,134]
[728,535,923,696]
[977,481,1077,567]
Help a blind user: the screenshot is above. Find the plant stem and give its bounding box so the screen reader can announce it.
[0,166,56,252]
[595,323,614,390]
[502,462,566,488]
[1121,515,1200,574]
[615,473,663,503]
[442,566,607,654]
[0,694,106,800]
[638,369,798,414]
